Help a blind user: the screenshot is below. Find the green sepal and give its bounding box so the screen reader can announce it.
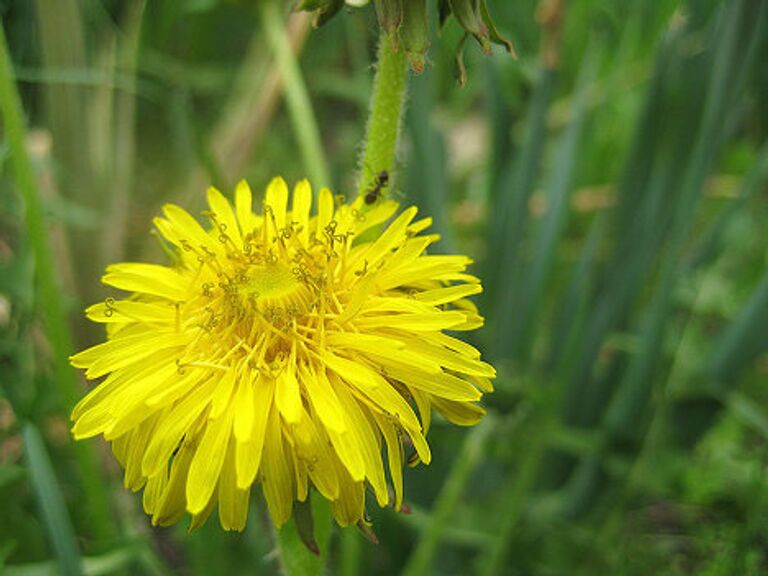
[293,498,320,555]
[296,0,326,9]
[401,0,429,73]
[448,0,491,54]
[296,0,344,28]
[480,0,516,56]
[356,519,380,544]
[437,0,452,29]
[454,32,470,87]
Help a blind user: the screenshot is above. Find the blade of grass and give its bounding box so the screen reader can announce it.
[709,270,768,392]
[545,214,605,374]
[485,66,554,355]
[103,1,145,263]
[562,0,764,516]
[261,0,330,189]
[503,47,596,363]
[339,525,362,576]
[480,418,546,576]
[210,12,312,189]
[405,65,453,250]
[401,415,496,576]
[687,139,768,269]
[4,543,156,576]
[0,21,114,541]
[31,0,90,196]
[22,423,82,576]
[32,0,108,306]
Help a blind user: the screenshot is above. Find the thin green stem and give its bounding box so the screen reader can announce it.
[480,422,546,576]
[402,416,496,576]
[0,22,114,541]
[22,423,83,576]
[0,30,73,403]
[261,0,330,189]
[356,33,408,201]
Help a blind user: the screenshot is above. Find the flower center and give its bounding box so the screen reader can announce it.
[244,263,298,301]
[239,262,312,323]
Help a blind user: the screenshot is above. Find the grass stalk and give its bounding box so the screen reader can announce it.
[480,422,546,576]
[103,1,145,264]
[22,423,83,576]
[401,416,496,576]
[261,0,330,189]
[0,21,115,542]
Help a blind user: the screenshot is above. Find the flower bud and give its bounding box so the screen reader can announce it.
[448,0,492,54]
[296,0,344,28]
[374,0,403,48]
[400,0,429,73]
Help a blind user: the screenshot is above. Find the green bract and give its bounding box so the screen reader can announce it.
[297,0,515,80]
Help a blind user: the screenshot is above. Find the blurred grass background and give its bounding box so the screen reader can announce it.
[1,0,768,574]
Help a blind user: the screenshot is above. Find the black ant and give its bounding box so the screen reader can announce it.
[364,169,389,205]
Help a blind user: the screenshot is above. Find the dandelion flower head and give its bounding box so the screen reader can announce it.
[70,178,495,530]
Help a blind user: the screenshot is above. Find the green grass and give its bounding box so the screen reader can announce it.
[1,0,767,574]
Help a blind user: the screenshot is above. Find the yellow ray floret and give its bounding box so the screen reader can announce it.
[70,177,495,531]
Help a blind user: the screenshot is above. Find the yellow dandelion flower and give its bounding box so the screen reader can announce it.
[70,177,494,531]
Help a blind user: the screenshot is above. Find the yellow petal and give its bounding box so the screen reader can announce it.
[321,352,421,432]
[235,180,258,236]
[300,364,347,434]
[102,263,187,301]
[219,441,249,531]
[236,376,274,488]
[85,300,175,324]
[354,311,467,332]
[207,186,242,248]
[162,204,225,259]
[232,376,255,442]
[265,176,289,231]
[360,206,418,269]
[275,366,302,424]
[372,411,404,511]
[316,187,334,233]
[290,406,339,500]
[71,332,184,379]
[330,462,365,527]
[303,367,365,481]
[291,179,312,245]
[332,378,388,507]
[432,397,486,426]
[142,379,217,477]
[186,409,234,514]
[413,283,483,306]
[261,408,293,527]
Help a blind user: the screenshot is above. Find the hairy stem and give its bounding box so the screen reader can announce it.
[356,33,408,201]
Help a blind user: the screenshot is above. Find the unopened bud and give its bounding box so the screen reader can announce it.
[401,0,429,73]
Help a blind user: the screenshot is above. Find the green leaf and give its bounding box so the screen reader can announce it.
[22,423,83,576]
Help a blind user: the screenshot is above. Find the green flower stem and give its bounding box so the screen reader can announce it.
[0,23,114,540]
[261,1,330,189]
[356,33,409,201]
